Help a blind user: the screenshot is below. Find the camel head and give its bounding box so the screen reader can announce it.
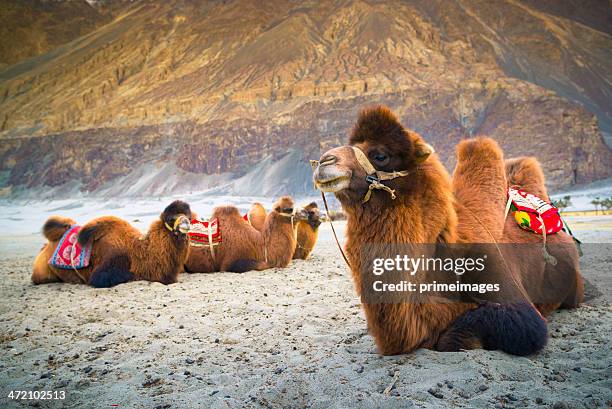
[313,106,434,207]
[300,202,322,228]
[272,196,306,222]
[161,200,192,236]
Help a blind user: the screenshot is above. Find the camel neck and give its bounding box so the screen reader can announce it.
[344,173,457,247]
[136,221,189,275]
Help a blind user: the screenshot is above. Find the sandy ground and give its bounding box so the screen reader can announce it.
[0,216,611,408]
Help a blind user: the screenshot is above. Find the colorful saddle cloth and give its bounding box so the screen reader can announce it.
[49,225,92,269]
[188,218,222,247]
[508,187,562,235]
[188,213,251,247]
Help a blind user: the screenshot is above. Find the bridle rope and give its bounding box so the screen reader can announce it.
[351,146,411,203]
[320,191,352,269]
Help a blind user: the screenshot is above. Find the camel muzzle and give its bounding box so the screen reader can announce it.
[311,148,352,194]
[177,217,191,234]
[166,215,191,235]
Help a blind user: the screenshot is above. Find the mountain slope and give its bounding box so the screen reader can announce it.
[0,0,610,197]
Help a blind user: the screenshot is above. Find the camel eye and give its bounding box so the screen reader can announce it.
[372,153,388,164]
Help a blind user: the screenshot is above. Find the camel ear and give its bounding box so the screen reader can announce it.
[414,141,434,163]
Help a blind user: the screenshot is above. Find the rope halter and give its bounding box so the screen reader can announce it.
[351,146,411,204]
[165,215,190,235]
[277,208,296,231]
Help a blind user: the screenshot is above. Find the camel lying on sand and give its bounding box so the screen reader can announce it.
[312,106,582,355]
[185,196,303,273]
[32,201,193,287]
[293,202,323,260]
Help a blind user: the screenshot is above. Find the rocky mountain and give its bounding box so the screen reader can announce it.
[0,0,611,198]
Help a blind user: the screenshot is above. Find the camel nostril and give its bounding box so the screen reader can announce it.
[319,154,337,166]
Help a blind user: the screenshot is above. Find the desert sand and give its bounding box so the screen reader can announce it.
[0,216,610,409]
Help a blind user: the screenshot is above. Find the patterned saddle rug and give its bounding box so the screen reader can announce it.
[49,225,92,269]
[507,187,562,235]
[188,218,222,247]
[188,213,251,247]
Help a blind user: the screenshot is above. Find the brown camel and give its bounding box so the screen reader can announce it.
[502,157,584,316]
[293,202,322,260]
[247,202,267,231]
[313,106,582,356]
[32,201,192,287]
[185,196,303,273]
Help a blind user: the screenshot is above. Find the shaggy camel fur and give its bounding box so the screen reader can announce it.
[32,201,192,287]
[293,202,322,260]
[247,202,267,231]
[502,157,583,316]
[185,196,302,273]
[313,106,582,356]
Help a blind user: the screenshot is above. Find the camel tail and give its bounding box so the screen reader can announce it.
[227,259,266,273]
[77,218,118,246]
[42,216,74,241]
[505,157,548,199]
[437,302,548,356]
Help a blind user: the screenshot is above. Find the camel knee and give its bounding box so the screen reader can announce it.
[32,250,59,284]
[31,267,59,284]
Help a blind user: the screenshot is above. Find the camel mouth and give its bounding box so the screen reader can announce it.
[315,175,351,193]
[294,208,309,220]
[177,216,191,234]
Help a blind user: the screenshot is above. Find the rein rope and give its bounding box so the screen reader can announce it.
[68,242,87,283]
[320,191,352,269]
[456,200,532,304]
[207,219,216,262]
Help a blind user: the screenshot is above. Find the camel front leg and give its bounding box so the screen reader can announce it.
[364,303,464,355]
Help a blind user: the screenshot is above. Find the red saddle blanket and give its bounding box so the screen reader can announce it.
[49,225,92,269]
[188,214,250,247]
[188,218,222,247]
[508,187,563,235]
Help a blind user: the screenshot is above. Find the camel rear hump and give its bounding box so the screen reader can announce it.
[42,216,76,241]
[505,157,549,200]
[77,216,131,246]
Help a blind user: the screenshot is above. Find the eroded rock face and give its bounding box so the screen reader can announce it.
[0,0,610,197]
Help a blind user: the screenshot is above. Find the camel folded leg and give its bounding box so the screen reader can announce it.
[32,246,60,284]
[436,302,548,355]
[88,252,133,288]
